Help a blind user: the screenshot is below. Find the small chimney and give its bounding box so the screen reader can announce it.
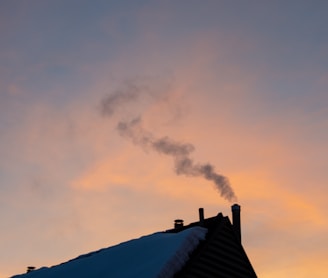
[231,204,241,243]
[199,208,204,226]
[27,266,35,273]
[174,219,184,229]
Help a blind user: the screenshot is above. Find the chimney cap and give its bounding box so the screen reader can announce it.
[231,204,240,210]
[174,219,184,223]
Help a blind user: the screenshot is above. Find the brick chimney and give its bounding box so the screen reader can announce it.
[231,204,241,243]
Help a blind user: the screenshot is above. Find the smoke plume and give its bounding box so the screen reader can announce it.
[100,83,237,202]
[100,82,148,117]
[117,117,236,202]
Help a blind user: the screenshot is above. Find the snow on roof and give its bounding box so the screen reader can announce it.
[12,226,207,278]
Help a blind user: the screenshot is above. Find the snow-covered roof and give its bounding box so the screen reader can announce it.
[12,226,207,278]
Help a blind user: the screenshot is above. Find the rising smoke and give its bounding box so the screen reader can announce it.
[100,82,150,117]
[100,83,237,202]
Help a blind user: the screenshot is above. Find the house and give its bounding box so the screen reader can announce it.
[12,204,257,278]
[171,204,257,277]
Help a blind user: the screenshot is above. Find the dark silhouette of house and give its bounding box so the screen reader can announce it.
[12,204,257,278]
[169,204,257,278]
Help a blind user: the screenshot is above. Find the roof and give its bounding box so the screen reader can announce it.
[12,205,257,278]
[11,227,207,278]
[171,212,257,278]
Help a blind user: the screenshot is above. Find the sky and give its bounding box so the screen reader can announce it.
[0,0,327,277]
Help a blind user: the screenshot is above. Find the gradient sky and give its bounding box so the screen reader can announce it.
[1,1,328,277]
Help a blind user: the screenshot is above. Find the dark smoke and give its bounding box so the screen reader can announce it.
[100,83,237,202]
[100,83,146,117]
[116,117,237,202]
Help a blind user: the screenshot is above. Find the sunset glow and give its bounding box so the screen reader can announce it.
[1,1,328,277]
